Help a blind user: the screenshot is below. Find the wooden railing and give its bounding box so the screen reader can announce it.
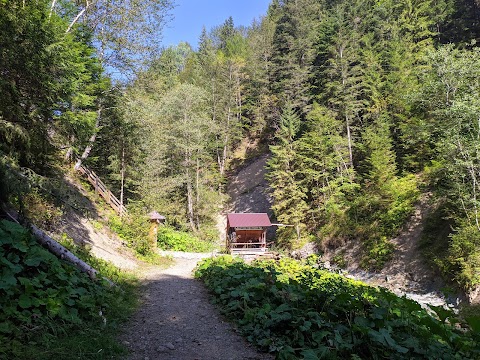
[76,164,127,216]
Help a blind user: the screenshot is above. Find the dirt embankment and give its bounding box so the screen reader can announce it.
[51,175,138,271]
[321,194,465,306]
[223,154,276,239]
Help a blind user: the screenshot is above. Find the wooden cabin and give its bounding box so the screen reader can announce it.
[226,213,272,255]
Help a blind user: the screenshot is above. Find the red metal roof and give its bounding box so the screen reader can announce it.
[227,213,272,228]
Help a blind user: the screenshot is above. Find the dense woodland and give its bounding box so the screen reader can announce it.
[2,0,480,300]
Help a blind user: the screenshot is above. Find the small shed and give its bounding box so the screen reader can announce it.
[226,213,272,254]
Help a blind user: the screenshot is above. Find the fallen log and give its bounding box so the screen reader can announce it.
[3,207,113,285]
[29,223,98,280]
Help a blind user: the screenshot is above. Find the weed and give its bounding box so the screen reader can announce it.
[196,256,480,359]
[0,220,138,359]
[157,226,215,253]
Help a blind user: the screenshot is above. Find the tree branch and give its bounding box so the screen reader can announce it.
[66,0,92,33]
[49,0,57,19]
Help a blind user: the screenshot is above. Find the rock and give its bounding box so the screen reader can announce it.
[156,346,168,353]
[175,337,183,343]
[467,285,480,304]
[165,342,175,350]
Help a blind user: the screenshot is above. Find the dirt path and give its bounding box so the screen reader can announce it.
[120,254,273,360]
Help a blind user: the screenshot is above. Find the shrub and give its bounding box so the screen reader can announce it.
[108,213,152,255]
[448,222,480,289]
[196,256,479,360]
[157,226,215,253]
[0,220,137,359]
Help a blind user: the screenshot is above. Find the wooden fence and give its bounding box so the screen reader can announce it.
[76,164,127,216]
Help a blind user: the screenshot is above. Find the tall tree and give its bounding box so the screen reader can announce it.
[267,105,308,247]
[269,0,322,115]
[0,0,104,172]
[296,104,356,235]
[50,0,175,75]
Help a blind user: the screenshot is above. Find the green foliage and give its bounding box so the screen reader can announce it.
[0,0,106,173]
[0,220,137,359]
[196,256,480,359]
[108,214,152,256]
[267,105,309,248]
[157,226,215,253]
[448,222,480,289]
[353,173,419,270]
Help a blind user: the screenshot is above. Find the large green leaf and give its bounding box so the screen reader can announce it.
[0,270,17,290]
[466,316,480,332]
[18,294,32,309]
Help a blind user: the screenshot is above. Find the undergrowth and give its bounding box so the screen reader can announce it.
[0,220,138,359]
[157,226,216,253]
[195,256,480,360]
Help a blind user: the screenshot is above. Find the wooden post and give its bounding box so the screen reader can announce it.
[149,220,158,251]
[148,211,165,252]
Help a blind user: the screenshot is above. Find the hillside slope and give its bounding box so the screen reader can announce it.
[225,154,463,305]
[50,175,138,270]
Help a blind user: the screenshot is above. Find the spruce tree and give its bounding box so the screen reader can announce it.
[267,105,309,247]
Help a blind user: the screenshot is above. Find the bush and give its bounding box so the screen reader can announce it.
[347,174,419,270]
[108,214,152,255]
[448,222,480,289]
[0,220,137,359]
[196,256,479,360]
[157,226,215,253]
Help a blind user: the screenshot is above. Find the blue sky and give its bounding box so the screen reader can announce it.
[161,0,271,49]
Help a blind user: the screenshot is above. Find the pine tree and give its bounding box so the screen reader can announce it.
[268,0,322,115]
[267,105,309,247]
[296,104,355,234]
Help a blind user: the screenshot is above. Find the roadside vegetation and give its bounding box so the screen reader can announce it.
[0,220,138,360]
[196,256,480,360]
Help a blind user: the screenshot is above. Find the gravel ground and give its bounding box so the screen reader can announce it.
[120,256,273,360]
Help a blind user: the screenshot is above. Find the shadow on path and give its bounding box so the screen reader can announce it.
[120,259,272,360]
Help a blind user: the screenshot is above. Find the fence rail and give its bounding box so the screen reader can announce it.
[76,164,127,216]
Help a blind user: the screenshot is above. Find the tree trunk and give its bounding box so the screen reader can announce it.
[49,0,57,18]
[30,224,99,280]
[346,115,353,168]
[186,175,195,231]
[186,155,195,231]
[66,0,93,33]
[3,208,108,283]
[75,107,101,170]
[196,157,201,230]
[120,144,125,216]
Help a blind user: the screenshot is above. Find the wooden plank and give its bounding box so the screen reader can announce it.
[231,242,265,246]
[75,162,127,216]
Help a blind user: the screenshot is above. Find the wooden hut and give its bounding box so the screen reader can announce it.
[226,213,272,254]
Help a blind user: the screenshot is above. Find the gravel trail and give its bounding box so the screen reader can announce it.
[120,255,273,360]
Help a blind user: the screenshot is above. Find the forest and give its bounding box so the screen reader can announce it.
[3,0,480,290]
[1,0,480,357]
